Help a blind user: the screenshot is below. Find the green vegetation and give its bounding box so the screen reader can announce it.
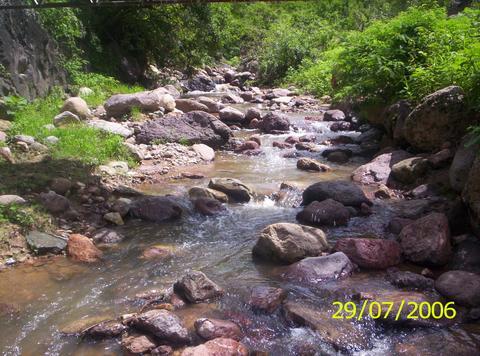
[0,203,54,232]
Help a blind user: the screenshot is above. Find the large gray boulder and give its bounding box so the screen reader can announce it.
[87,120,133,138]
[252,223,329,263]
[302,181,371,207]
[136,111,232,148]
[435,270,480,307]
[174,270,224,303]
[104,88,175,117]
[175,99,209,113]
[130,196,183,222]
[26,231,67,255]
[208,178,253,203]
[129,309,189,344]
[404,86,471,151]
[296,199,350,227]
[219,107,245,124]
[61,97,90,120]
[258,112,290,134]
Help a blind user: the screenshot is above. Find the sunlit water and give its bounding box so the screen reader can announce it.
[1,105,479,355]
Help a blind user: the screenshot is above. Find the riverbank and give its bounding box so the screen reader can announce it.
[1,64,480,355]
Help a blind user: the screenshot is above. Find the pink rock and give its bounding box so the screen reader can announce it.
[334,238,401,269]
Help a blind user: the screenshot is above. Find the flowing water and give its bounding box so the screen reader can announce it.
[1,105,479,355]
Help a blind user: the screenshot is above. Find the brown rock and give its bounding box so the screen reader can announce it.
[67,234,103,263]
[129,309,189,344]
[122,334,157,354]
[194,318,243,341]
[296,199,350,227]
[334,238,401,269]
[181,338,249,356]
[249,286,286,313]
[194,198,225,216]
[296,158,331,172]
[174,271,224,303]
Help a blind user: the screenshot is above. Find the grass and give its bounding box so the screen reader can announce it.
[0,204,53,232]
[7,73,144,166]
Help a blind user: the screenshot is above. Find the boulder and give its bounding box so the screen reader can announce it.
[26,231,67,255]
[39,191,70,214]
[234,141,260,153]
[194,318,243,341]
[188,187,228,203]
[208,178,253,203]
[244,108,261,122]
[249,286,286,314]
[252,222,329,263]
[141,245,174,260]
[67,234,103,263]
[435,270,480,307]
[450,135,478,192]
[399,213,452,266]
[129,309,189,344]
[181,338,248,356]
[221,93,244,104]
[258,112,290,134]
[383,100,412,144]
[326,150,351,164]
[87,120,134,138]
[302,181,371,207]
[283,252,354,284]
[86,320,127,339]
[449,237,480,273]
[122,335,157,354]
[283,300,369,351]
[192,143,215,161]
[334,238,401,269]
[104,212,124,226]
[351,151,411,185]
[404,86,470,151]
[111,197,132,217]
[130,196,183,223]
[198,97,224,113]
[92,229,124,245]
[391,157,430,184]
[194,198,225,216]
[330,121,352,132]
[219,107,245,124]
[428,148,453,168]
[136,111,232,149]
[174,271,224,303]
[104,89,175,117]
[296,199,350,227]
[0,195,26,206]
[386,270,434,290]
[185,74,216,92]
[323,110,346,122]
[296,158,330,172]
[53,111,81,127]
[151,345,173,356]
[463,156,480,234]
[50,178,72,196]
[61,97,90,120]
[175,99,209,113]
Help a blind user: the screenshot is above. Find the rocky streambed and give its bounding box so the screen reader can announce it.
[1,66,480,355]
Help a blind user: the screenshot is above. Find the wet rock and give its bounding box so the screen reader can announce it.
[388,217,414,234]
[234,140,260,153]
[386,269,434,290]
[296,199,350,227]
[449,237,480,273]
[245,108,262,123]
[463,156,480,234]
[351,151,411,185]
[130,309,189,344]
[391,157,430,184]
[404,86,470,151]
[449,134,478,192]
[174,270,224,303]
[248,135,261,146]
[175,99,209,113]
[104,212,124,226]
[194,198,225,216]
[86,320,127,339]
[53,111,81,127]
[151,345,173,356]
[188,187,228,203]
[0,195,26,206]
[258,112,290,134]
[39,191,70,214]
[87,119,134,138]
[295,142,317,151]
[399,212,452,266]
[330,121,352,132]
[222,93,244,104]
[249,118,260,129]
[105,89,175,117]
[136,111,232,149]
[61,97,90,120]
[302,181,371,207]
[334,238,401,269]
[92,228,124,244]
[406,184,438,199]
[26,231,67,255]
[272,141,292,149]
[198,97,224,113]
[50,177,72,196]
[394,327,480,356]
[283,300,369,351]
[130,196,183,223]
[208,178,253,203]
[181,338,249,356]
[325,150,350,164]
[284,252,354,284]
[249,286,286,314]
[253,222,329,263]
[356,127,383,144]
[435,271,480,307]
[323,110,346,122]
[194,318,243,341]
[141,245,174,260]
[296,158,330,172]
[112,197,132,217]
[219,107,245,124]
[192,143,215,161]
[67,234,103,263]
[122,334,157,354]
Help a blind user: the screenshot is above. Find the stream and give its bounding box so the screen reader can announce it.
[1,103,479,355]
